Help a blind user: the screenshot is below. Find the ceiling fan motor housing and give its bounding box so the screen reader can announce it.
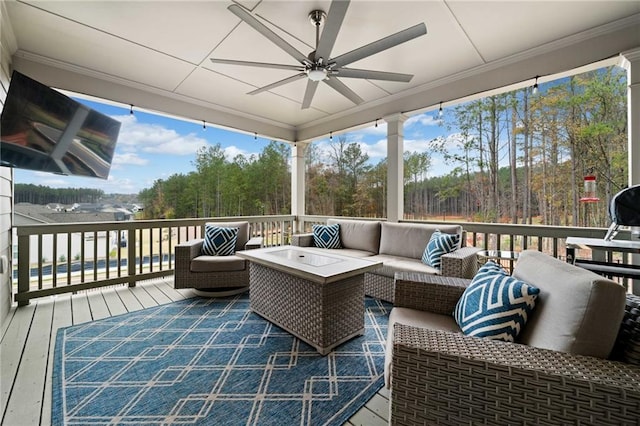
[309,10,326,27]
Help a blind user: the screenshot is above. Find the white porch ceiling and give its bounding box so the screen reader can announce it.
[4,0,640,142]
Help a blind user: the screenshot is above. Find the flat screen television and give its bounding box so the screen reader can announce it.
[0,71,121,179]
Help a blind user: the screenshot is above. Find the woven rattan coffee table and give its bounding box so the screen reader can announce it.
[236,246,382,355]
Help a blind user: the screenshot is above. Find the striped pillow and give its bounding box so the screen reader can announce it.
[454,261,539,342]
[421,230,461,269]
[201,225,238,256]
[312,224,342,249]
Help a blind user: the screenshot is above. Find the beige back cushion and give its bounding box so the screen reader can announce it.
[514,250,626,358]
[327,219,381,253]
[379,222,462,259]
[204,221,249,251]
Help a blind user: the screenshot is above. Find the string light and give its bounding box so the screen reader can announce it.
[329,131,333,141]
[438,102,443,118]
[129,104,134,115]
[254,132,257,140]
[202,120,206,131]
[375,119,378,128]
[532,76,539,95]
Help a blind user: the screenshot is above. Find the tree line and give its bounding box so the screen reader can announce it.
[134,65,627,227]
[14,184,105,205]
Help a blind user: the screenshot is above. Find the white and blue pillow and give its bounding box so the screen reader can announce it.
[202,225,238,256]
[454,261,539,342]
[421,230,461,270]
[312,224,342,249]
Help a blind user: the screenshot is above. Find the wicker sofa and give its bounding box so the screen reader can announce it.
[174,221,262,295]
[291,218,480,302]
[387,250,640,425]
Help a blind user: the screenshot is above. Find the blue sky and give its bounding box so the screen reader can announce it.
[14,96,456,195]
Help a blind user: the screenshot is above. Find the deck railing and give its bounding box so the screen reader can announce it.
[13,214,636,305]
[14,215,294,305]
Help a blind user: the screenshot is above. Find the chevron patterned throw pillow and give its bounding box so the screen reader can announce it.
[202,225,238,256]
[312,224,342,249]
[454,261,540,342]
[421,230,461,270]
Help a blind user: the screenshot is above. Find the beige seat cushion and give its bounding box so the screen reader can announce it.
[379,222,462,260]
[367,255,439,277]
[191,255,246,272]
[327,218,381,253]
[384,307,460,388]
[513,250,626,358]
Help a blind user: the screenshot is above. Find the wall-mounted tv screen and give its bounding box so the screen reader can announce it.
[0,71,121,179]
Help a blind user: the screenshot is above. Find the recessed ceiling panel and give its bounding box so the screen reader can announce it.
[342,1,484,93]
[22,1,236,64]
[9,2,194,90]
[177,67,327,126]
[448,1,640,62]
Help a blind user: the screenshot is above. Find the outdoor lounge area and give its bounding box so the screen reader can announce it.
[2,1,640,425]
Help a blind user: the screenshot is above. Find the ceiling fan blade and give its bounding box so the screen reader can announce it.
[301,81,319,109]
[210,58,304,72]
[324,76,364,105]
[315,0,350,61]
[248,73,307,95]
[228,4,309,65]
[334,68,414,82]
[330,23,427,67]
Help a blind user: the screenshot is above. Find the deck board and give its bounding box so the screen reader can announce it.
[70,293,92,325]
[102,288,128,316]
[86,291,110,320]
[1,278,389,425]
[115,286,145,312]
[0,306,16,341]
[0,302,36,415]
[155,279,188,301]
[3,299,54,425]
[127,285,159,309]
[141,283,172,305]
[41,294,73,426]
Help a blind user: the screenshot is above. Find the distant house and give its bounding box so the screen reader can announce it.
[14,203,133,226]
[13,203,133,264]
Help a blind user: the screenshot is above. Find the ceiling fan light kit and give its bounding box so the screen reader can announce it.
[210,1,427,109]
[307,67,328,82]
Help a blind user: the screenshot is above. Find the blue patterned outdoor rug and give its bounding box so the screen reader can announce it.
[52,294,391,425]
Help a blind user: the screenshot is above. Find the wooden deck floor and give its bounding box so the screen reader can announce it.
[0,277,389,426]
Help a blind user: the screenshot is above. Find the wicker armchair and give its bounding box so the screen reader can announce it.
[389,269,640,425]
[174,221,262,295]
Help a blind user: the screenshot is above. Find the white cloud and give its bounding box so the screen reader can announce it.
[111,152,148,167]
[223,145,260,161]
[112,115,208,156]
[406,113,442,127]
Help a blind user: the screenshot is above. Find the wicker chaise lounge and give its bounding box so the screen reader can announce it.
[387,250,640,425]
[174,221,262,295]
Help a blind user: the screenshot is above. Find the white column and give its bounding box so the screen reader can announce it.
[621,48,640,294]
[291,141,308,234]
[384,113,407,222]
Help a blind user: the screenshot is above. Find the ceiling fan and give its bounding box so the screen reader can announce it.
[210,1,427,109]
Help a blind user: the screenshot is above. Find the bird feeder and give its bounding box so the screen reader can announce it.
[579,175,600,203]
